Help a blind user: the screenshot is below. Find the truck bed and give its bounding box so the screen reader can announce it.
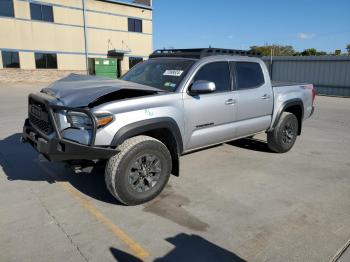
[272,81,306,87]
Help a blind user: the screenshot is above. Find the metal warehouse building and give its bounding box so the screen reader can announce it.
[263,56,350,97]
[0,0,152,81]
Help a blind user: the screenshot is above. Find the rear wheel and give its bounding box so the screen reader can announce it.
[105,135,172,205]
[267,112,298,153]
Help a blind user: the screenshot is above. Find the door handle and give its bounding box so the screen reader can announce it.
[260,94,271,100]
[225,99,236,105]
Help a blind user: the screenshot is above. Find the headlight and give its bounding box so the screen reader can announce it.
[66,111,114,130]
[66,111,92,130]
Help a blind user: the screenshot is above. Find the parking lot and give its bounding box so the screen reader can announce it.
[0,82,349,262]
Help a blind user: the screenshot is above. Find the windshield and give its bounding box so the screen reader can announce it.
[121,58,195,92]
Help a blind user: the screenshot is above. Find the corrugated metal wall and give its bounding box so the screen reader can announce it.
[262,56,350,96]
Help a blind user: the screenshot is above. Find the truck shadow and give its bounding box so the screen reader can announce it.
[228,138,272,153]
[0,133,272,208]
[0,133,119,205]
[110,233,246,262]
[0,133,213,233]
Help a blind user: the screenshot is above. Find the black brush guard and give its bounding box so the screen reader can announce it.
[22,93,118,161]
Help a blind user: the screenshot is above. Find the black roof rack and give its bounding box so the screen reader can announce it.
[149,48,261,59]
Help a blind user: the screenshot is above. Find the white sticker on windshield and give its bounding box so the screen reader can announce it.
[163,70,184,77]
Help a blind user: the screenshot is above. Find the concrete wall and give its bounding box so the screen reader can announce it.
[263,56,350,97]
[0,0,152,81]
[0,69,86,82]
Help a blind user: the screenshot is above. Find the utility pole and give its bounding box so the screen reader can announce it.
[82,0,89,75]
[270,47,274,78]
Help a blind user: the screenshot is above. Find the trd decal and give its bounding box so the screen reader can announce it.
[196,122,214,128]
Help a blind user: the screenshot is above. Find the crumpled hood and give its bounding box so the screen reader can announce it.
[41,74,161,107]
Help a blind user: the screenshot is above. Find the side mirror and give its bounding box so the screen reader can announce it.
[189,80,216,95]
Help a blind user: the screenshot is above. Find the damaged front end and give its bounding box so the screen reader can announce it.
[22,92,118,162]
[22,74,163,162]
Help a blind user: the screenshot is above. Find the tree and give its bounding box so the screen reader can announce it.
[334,49,341,56]
[346,44,350,55]
[250,45,296,56]
[301,48,317,56]
[250,44,329,56]
[301,48,329,56]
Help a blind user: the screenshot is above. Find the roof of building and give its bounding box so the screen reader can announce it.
[97,0,152,10]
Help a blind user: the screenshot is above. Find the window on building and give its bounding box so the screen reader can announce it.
[2,51,20,68]
[30,3,54,22]
[128,18,142,33]
[0,0,14,17]
[129,57,143,69]
[234,62,265,90]
[35,53,57,69]
[192,62,231,92]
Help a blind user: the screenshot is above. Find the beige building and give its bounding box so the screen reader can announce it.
[0,0,152,81]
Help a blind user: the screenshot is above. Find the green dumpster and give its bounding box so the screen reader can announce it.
[94,58,117,79]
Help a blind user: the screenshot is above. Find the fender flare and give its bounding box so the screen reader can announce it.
[272,99,304,134]
[111,117,183,154]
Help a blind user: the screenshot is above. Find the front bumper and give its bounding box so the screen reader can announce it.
[23,119,118,161]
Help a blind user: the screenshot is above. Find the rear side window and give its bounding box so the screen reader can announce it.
[234,62,265,90]
[193,62,231,92]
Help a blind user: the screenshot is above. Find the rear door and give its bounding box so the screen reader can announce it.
[230,61,273,137]
[183,61,236,151]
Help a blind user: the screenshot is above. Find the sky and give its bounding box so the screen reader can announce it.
[152,0,350,53]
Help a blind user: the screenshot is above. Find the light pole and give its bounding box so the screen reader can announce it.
[270,47,274,77]
[82,0,89,75]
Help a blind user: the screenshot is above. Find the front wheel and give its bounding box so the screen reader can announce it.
[267,112,298,153]
[105,135,172,205]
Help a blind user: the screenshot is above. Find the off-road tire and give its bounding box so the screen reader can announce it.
[105,135,172,205]
[267,112,298,153]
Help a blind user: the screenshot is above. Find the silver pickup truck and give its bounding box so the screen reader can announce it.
[22,48,316,205]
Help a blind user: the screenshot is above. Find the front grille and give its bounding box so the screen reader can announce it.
[28,98,53,135]
[29,114,52,134]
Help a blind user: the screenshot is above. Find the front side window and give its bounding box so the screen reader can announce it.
[128,18,142,33]
[0,0,14,17]
[2,51,20,68]
[121,58,195,92]
[234,62,265,90]
[30,3,54,22]
[129,57,143,69]
[192,62,231,92]
[35,53,57,69]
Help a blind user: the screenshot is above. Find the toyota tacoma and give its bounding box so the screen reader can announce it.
[22,48,316,205]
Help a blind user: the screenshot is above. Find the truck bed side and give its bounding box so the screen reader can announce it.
[270,82,314,131]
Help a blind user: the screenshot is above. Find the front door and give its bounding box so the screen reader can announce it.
[183,61,236,151]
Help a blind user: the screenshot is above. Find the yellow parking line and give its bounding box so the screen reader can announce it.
[37,164,150,260]
[330,238,350,262]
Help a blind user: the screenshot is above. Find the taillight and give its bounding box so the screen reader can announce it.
[311,85,316,103]
[304,84,316,104]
